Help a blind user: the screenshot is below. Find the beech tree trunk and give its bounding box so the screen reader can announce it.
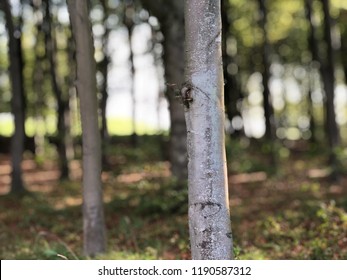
[184,0,233,259]
[67,0,106,256]
[2,0,26,193]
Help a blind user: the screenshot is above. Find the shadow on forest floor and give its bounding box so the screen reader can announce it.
[1,138,347,259]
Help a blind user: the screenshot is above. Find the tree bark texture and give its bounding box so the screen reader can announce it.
[184,0,233,259]
[141,0,187,182]
[2,0,26,193]
[67,0,106,256]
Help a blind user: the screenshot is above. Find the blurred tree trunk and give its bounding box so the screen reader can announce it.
[67,0,106,256]
[99,0,111,168]
[221,0,243,136]
[304,0,318,142]
[44,0,69,179]
[141,0,187,183]
[32,2,46,160]
[184,0,232,259]
[257,0,275,142]
[340,10,347,86]
[124,1,138,147]
[2,0,26,193]
[321,0,340,167]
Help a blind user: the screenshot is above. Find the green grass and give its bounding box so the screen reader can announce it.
[0,116,166,137]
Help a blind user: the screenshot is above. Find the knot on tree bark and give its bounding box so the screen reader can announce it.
[192,201,222,218]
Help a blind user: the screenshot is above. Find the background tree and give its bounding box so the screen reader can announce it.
[44,0,70,179]
[184,0,233,259]
[321,0,340,170]
[141,0,188,183]
[67,0,106,256]
[222,0,244,137]
[1,0,26,193]
[257,0,275,143]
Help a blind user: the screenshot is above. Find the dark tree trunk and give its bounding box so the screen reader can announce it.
[340,10,347,82]
[2,0,26,193]
[99,0,111,168]
[321,0,339,166]
[44,0,69,179]
[32,2,46,158]
[257,0,275,142]
[221,0,243,136]
[304,0,318,142]
[141,0,187,183]
[99,55,111,167]
[124,1,138,148]
[340,10,347,87]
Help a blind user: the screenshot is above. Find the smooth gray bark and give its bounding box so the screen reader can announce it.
[2,0,26,193]
[67,0,106,256]
[184,0,233,259]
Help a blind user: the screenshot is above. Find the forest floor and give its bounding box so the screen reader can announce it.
[1,136,347,259]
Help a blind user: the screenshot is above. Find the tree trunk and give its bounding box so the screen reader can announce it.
[221,0,243,136]
[140,0,188,183]
[67,0,106,256]
[2,0,26,193]
[99,0,111,168]
[257,0,275,142]
[304,0,318,142]
[44,0,69,179]
[184,0,233,259]
[124,2,138,147]
[321,0,339,165]
[339,10,347,86]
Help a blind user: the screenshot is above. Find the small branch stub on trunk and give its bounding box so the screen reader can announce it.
[180,82,193,108]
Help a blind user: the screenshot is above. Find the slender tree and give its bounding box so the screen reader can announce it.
[44,0,70,179]
[141,0,188,183]
[98,0,112,168]
[67,0,106,256]
[221,0,243,136]
[184,0,233,259]
[340,10,347,86]
[1,0,26,193]
[257,0,275,142]
[304,0,318,142]
[124,0,138,147]
[321,0,340,166]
